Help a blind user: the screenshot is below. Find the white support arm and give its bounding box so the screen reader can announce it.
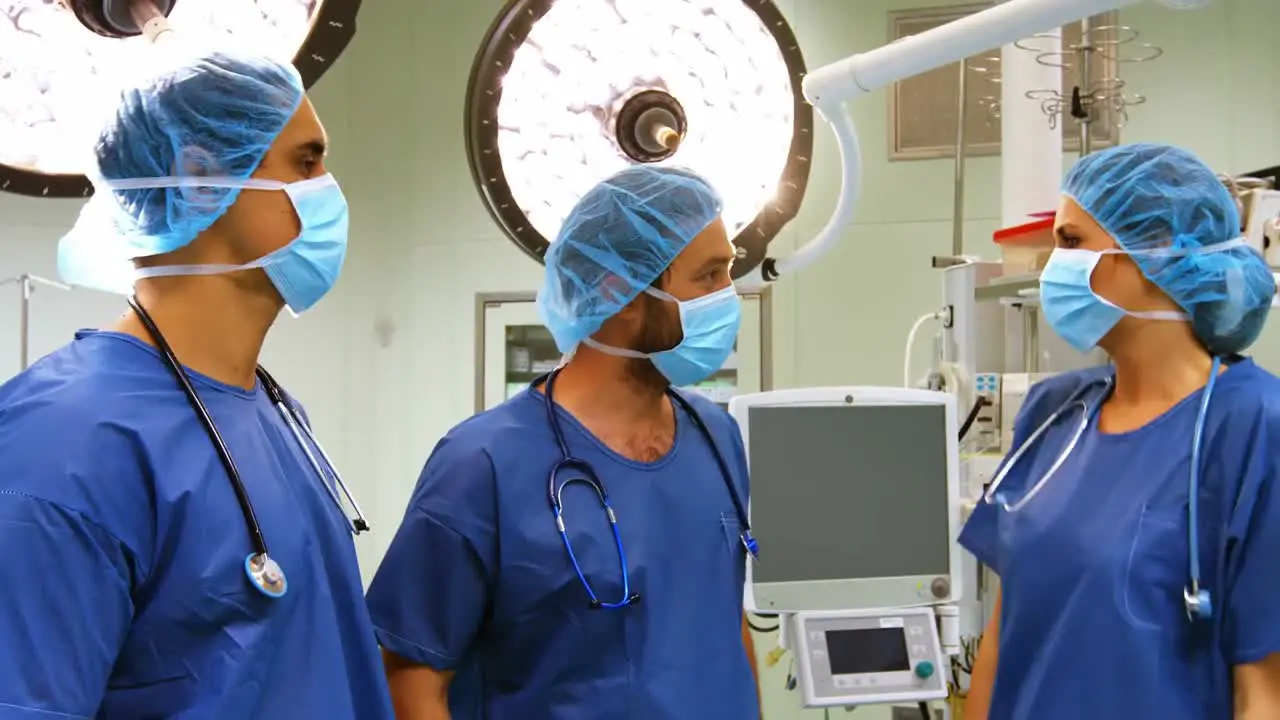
[801,0,1142,107]
[738,0,1207,288]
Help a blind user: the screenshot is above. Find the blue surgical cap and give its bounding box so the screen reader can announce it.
[94,49,305,256]
[537,165,724,352]
[1063,142,1275,355]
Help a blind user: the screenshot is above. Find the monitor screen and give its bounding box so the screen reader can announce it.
[747,404,950,584]
[825,628,910,675]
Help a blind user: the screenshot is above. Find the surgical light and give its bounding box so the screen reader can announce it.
[465,0,813,281]
[0,0,360,198]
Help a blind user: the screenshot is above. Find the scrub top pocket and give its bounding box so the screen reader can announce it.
[1120,503,1192,632]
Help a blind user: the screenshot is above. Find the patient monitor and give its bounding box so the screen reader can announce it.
[729,387,962,707]
[730,387,963,612]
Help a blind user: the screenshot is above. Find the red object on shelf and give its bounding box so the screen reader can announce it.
[993,214,1056,275]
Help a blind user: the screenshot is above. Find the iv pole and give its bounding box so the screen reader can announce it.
[1,274,73,371]
[0,5,168,372]
[736,0,1206,288]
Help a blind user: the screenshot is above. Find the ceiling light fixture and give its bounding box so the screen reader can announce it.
[0,0,361,198]
[466,0,813,281]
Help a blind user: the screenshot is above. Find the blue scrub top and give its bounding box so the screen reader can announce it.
[0,331,393,720]
[367,386,758,719]
[960,359,1280,719]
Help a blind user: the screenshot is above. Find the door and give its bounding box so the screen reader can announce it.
[478,294,556,412]
[476,291,772,412]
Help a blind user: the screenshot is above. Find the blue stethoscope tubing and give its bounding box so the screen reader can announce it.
[540,368,759,609]
[982,357,1223,621]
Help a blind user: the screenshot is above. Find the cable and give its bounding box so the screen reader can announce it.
[747,611,779,633]
[904,311,943,388]
[957,396,991,442]
[918,700,932,720]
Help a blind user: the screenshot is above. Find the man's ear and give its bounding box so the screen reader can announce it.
[174,145,224,208]
[598,274,631,306]
[614,292,648,323]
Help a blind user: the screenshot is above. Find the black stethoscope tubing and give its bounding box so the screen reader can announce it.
[128,295,272,558]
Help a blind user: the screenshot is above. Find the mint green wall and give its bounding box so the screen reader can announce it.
[323,2,1280,716]
[1,2,1276,718]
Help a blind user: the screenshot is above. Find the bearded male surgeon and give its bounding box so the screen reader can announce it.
[367,166,761,719]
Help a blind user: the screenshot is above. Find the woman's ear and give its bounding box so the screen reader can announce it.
[1133,262,1184,311]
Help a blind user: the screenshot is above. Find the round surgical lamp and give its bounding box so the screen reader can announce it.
[465,0,813,281]
[0,0,361,199]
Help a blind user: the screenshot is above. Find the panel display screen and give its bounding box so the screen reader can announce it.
[747,404,950,583]
[825,628,910,675]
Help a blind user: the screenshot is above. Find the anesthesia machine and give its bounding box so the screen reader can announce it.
[724,0,1214,713]
[729,387,963,709]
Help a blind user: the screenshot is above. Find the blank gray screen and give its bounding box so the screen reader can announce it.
[747,404,950,583]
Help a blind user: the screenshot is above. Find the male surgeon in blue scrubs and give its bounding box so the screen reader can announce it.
[368,166,760,719]
[0,48,393,719]
[962,143,1280,719]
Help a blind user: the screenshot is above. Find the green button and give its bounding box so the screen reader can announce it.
[914,661,935,679]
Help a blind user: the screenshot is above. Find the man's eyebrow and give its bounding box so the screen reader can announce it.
[696,255,734,273]
[295,139,328,157]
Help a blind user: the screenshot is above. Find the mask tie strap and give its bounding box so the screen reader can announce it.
[580,337,650,359]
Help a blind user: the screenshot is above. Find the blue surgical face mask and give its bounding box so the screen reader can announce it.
[132,174,349,315]
[582,285,742,387]
[1040,246,1190,353]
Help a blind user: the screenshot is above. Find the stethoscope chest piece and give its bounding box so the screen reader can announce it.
[1184,585,1213,621]
[245,552,288,599]
[126,295,366,600]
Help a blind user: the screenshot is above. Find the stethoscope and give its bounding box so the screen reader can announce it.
[541,368,758,609]
[982,357,1223,622]
[128,296,370,599]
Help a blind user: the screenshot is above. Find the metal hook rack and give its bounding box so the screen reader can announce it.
[1,274,73,371]
[1012,20,1162,155]
[966,57,1002,128]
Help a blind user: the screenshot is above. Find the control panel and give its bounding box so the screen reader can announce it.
[1241,188,1280,265]
[792,607,947,707]
[970,372,1002,451]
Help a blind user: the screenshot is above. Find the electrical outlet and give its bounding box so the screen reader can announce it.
[890,706,945,720]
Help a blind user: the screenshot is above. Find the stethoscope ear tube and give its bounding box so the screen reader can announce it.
[982,378,1111,511]
[984,365,1223,625]
[128,296,369,598]
[540,368,759,611]
[256,365,371,534]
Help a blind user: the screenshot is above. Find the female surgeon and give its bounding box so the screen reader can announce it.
[961,143,1280,719]
[0,46,392,719]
